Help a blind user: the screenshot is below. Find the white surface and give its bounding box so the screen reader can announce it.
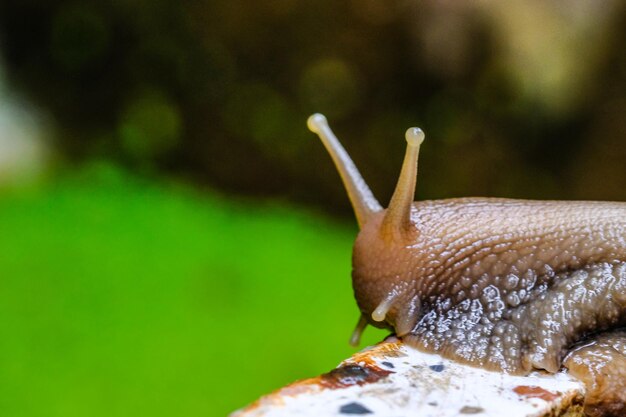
[233,341,584,417]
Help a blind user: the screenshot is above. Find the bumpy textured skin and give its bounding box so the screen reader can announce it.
[564,331,626,417]
[352,197,626,374]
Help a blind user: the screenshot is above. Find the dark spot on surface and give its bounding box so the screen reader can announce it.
[429,364,445,372]
[427,401,438,406]
[459,405,484,414]
[513,385,559,402]
[320,364,393,389]
[339,402,372,414]
[381,361,394,368]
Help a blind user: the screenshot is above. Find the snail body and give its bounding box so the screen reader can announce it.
[307,113,626,385]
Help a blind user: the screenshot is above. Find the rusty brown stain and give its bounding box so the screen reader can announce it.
[237,376,320,413]
[319,363,394,389]
[513,385,560,401]
[280,379,320,396]
[239,353,396,414]
[350,340,406,363]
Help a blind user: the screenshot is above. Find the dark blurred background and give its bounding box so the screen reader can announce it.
[2,0,625,207]
[0,1,624,416]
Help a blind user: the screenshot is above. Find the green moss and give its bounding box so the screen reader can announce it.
[0,165,386,417]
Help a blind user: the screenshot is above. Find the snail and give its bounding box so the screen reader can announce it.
[307,113,626,416]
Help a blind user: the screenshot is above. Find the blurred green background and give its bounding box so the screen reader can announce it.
[0,1,625,416]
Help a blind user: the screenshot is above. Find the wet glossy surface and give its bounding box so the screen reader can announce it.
[405,262,626,374]
[564,331,626,417]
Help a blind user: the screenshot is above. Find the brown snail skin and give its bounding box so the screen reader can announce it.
[307,113,626,415]
[564,331,626,416]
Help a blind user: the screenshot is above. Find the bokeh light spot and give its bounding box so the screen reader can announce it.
[299,58,363,119]
[221,83,304,159]
[118,91,182,159]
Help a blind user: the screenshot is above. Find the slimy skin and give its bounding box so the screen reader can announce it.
[307,113,626,412]
[354,200,626,373]
[564,331,626,416]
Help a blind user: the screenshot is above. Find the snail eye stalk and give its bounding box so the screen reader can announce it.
[307,113,382,229]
